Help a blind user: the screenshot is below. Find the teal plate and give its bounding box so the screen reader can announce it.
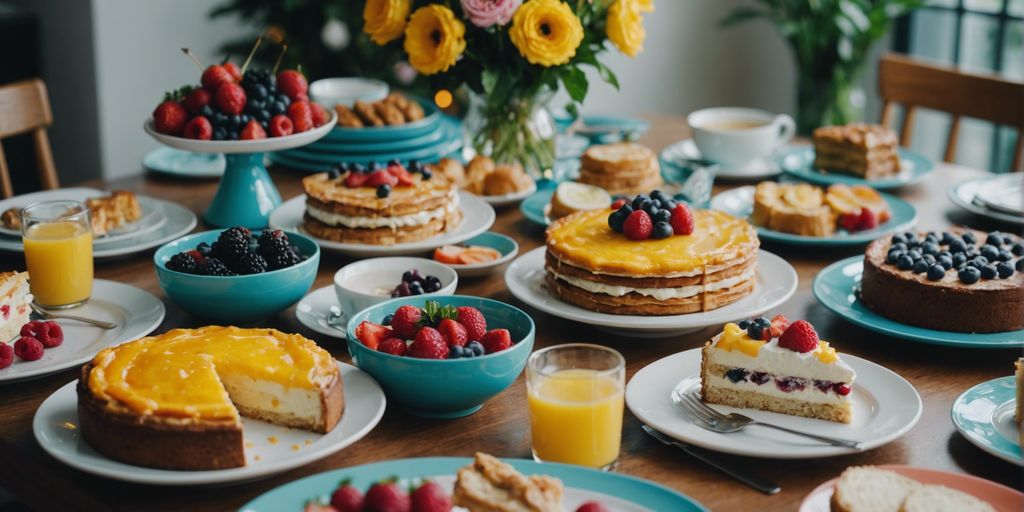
[520,186,555,227]
[240,457,707,511]
[710,186,918,246]
[952,376,1022,466]
[778,146,934,189]
[813,257,1024,348]
[275,116,461,165]
[308,123,444,154]
[269,149,463,173]
[321,98,440,143]
[142,147,224,178]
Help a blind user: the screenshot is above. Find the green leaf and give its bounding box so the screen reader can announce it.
[481,68,499,95]
[561,66,588,103]
[596,62,619,90]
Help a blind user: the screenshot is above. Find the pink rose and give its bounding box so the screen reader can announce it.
[460,0,522,28]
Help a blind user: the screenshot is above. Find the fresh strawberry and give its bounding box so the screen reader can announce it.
[277,69,309,100]
[0,343,13,369]
[378,337,408,356]
[240,119,267,140]
[269,114,294,137]
[364,481,411,512]
[183,116,213,140]
[575,502,611,512]
[455,306,487,341]
[201,64,234,92]
[330,478,364,512]
[611,198,628,210]
[215,82,247,115]
[856,207,878,231]
[768,314,790,339]
[344,172,369,188]
[13,337,43,361]
[408,327,449,359]
[778,320,819,353]
[410,481,451,512]
[366,169,399,187]
[433,245,464,264]
[294,91,309,102]
[311,102,329,127]
[480,328,512,354]
[670,203,694,235]
[437,318,468,347]
[223,62,242,82]
[385,164,415,186]
[838,212,860,232]
[623,210,653,240]
[288,100,315,132]
[355,321,392,350]
[303,502,338,512]
[184,88,211,114]
[152,100,188,135]
[391,305,422,340]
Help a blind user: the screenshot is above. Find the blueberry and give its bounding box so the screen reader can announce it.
[922,254,936,266]
[906,250,922,261]
[608,210,628,232]
[747,324,764,340]
[196,242,212,256]
[240,114,251,125]
[652,221,673,239]
[962,232,977,244]
[980,244,999,261]
[952,253,967,267]
[449,346,465,359]
[940,232,956,245]
[231,114,242,126]
[972,256,990,267]
[467,340,485,356]
[228,130,239,140]
[619,204,634,215]
[997,262,1015,278]
[922,242,940,256]
[924,233,939,244]
[409,281,424,295]
[1017,258,1024,271]
[891,233,906,245]
[367,161,381,171]
[897,255,914,270]
[650,189,666,201]
[980,265,997,280]
[948,239,967,254]
[903,231,917,243]
[912,260,929,273]
[750,372,770,385]
[958,266,981,284]
[424,275,442,292]
[408,160,421,173]
[277,93,290,106]
[937,250,952,260]
[350,163,366,174]
[376,184,391,198]
[737,319,751,329]
[644,204,659,218]
[1010,242,1024,256]
[998,250,1013,262]
[382,314,394,326]
[631,195,648,210]
[662,200,678,211]
[271,101,287,115]
[725,368,749,383]
[650,199,662,209]
[387,159,401,167]
[394,282,411,297]
[755,317,771,326]
[986,232,1004,247]
[200,105,214,118]
[887,250,904,264]
[402,270,415,283]
[926,264,946,281]
[213,128,226,140]
[938,256,953,270]
[421,169,433,180]
[891,242,908,252]
[654,209,671,223]
[326,168,341,180]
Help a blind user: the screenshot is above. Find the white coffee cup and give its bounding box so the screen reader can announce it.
[687,107,795,169]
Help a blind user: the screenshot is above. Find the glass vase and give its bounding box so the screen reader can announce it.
[463,89,557,180]
[794,64,866,135]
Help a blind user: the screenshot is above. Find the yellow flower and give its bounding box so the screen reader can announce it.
[404,5,467,75]
[636,0,654,13]
[363,0,410,45]
[509,0,584,67]
[607,0,646,57]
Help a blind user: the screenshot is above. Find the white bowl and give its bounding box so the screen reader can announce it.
[310,78,389,108]
[333,257,457,319]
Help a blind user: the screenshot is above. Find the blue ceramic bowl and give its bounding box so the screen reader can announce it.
[154,229,320,324]
[440,232,519,278]
[346,295,535,418]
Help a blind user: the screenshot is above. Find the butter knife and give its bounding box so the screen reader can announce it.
[642,424,781,495]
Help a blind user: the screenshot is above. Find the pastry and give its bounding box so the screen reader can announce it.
[548,182,611,220]
[2,190,143,237]
[78,326,344,470]
[813,123,901,180]
[0,271,31,342]
[431,156,535,197]
[861,230,1024,333]
[430,158,467,187]
[335,93,425,128]
[464,156,496,195]
[750,182,891,236]
[334,104,364,128]
[353,100,384,127]
[578,142,662,196]
[302,163,462,246]
[830,466,995,512]
[452,453,565,512]
[483,164,534,196]
[701,316,856,423]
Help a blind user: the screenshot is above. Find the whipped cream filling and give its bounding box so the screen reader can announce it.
[551,268,755,301]
[308,193,458,229]
[706,374,850,404]
[706,335,856,382]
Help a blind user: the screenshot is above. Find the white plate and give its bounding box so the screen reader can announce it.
[626,348,922,458]
[0,280,165,383]
[295,285,347,339]
[948,176,1024,225]
[476,180,538,208]
[0,188,165,240]
[505,247,798,338]
[33,361,386,486]
[660,139,785,180]
[144,111,336,154]
[269,191,495,257]
[973,173,1024,215]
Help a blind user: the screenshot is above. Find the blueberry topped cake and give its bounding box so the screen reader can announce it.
[861,230,1024,333]
[701,315,855,423]
[301,161,462,245]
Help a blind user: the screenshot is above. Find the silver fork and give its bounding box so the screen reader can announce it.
[30,302,117,330]
[679,391,863,449]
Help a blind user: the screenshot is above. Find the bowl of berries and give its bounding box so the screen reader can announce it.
[145,45,337,229]
[154,227,319,324]
[333,257,457,321]
[346,296,534,418]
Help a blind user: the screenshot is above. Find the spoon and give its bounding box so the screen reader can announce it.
[326,306,346,333]
[30,302,117,330]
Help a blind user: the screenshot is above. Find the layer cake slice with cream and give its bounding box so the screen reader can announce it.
[0,271,31,342]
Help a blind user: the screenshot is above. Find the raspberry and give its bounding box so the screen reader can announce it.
[391,305,422,340]
[576,502,612,512]
[183,116,213,140]
[856,207,879,231]
[152,100,188,135]
[778,320,819,353]
[455,306,487,341]
[670,203,694,235]
[201,64,234,93]
[287,100,315,132]
[269,114,294,137]
[833,383,852,396]
[384,164,415,187]
[839,212,860,232]
[438,318,468,347]
[215,82,247,115]
[344,172,369,188]
[239,119,267,140]
[330,479,364,512]
[310,102,329,127]
[24,321,63,348]
[410,481,451,512]
[14,337,44,361]
[408,327,449,359]
[276,70,309,100]
[377,337,408,356]
[0,343,13,369]
[623,210,653,240]
[480,328,512,354]
[364,482,410,512]
[366,170,399,187]
[184,88,211,114]
[611,198,628,210]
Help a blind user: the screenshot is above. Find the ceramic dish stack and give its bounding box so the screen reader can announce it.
[269,99,464,172]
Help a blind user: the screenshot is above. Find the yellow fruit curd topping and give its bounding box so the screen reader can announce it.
[547,208,756,276]
[87,326,336,420]
[714,322,766,357]
[815,340,838,364]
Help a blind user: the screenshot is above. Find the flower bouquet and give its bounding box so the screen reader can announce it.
[361,0,653,178]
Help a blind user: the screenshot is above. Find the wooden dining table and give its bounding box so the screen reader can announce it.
[0,116,1020,512]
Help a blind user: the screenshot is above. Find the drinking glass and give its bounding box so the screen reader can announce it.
[527,344,625,470]
[21,200,93,308]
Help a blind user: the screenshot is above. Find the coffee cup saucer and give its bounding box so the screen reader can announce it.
[661,139,783,181]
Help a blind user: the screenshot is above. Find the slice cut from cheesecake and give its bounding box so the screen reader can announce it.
[0,271,31,342]
[700,317,855,423]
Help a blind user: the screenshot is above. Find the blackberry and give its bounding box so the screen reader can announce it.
[211,227,251,262]
[166,252,199,274]
[258,229,301,270]
[196,258,236,276]
[234,251,267,275]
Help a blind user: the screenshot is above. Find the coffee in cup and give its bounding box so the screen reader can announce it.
[687,107,795,170]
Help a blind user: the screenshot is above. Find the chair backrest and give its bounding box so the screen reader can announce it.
[878,53,1024,172]
[0,79,59,197]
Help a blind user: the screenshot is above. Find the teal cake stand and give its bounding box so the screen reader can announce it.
[144,113,336,229]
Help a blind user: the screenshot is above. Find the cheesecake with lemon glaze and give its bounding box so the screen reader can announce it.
[700,317,855,423]
[78,326,343,470]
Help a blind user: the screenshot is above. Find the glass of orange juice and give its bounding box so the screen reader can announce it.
[527,343,625,470]
[21,200,93,308]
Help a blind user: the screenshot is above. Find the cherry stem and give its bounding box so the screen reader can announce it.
[272,44,288,75]
[240,35,263,76]
[180,48,205,71]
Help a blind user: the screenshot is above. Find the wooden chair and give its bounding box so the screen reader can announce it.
[0,79,59,197]
[878,53,1024,172]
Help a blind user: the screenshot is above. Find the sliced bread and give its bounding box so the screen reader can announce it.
[830,466,921,512]
[899,485,995,512]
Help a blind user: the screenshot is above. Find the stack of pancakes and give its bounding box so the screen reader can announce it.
[302,172,462,245]
[545,208,759,315]
[813,123,901,180]
[578,142,662,196]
